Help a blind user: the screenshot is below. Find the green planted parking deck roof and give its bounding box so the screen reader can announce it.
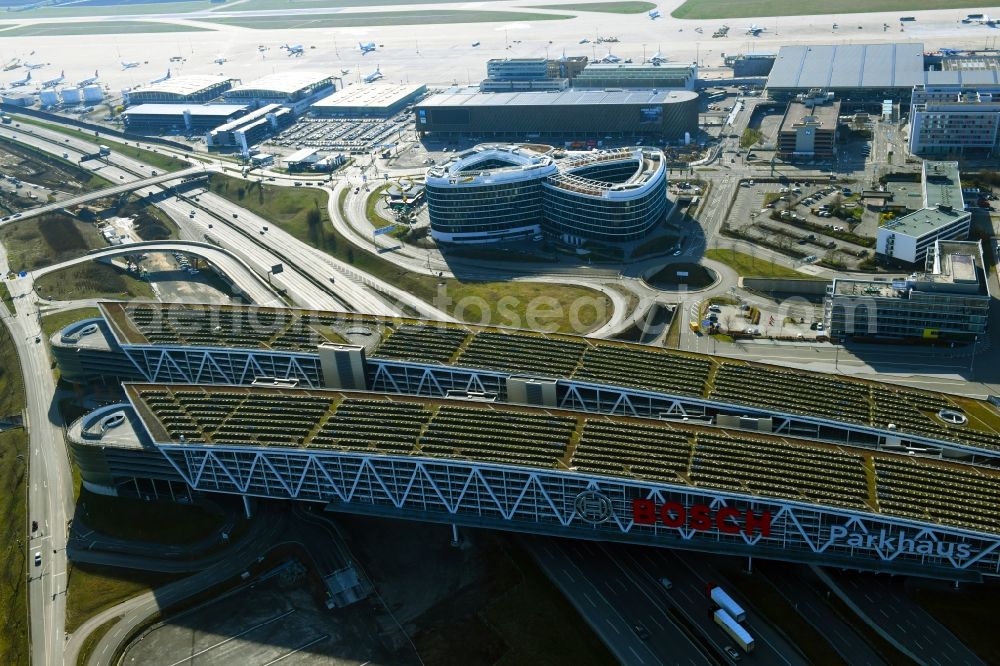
[125,383,1000,536]
[97,302,1000,449]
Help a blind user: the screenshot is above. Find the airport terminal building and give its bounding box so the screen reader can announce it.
[415,88,699,141]
[766,43,925,102]
[424,144,669,245]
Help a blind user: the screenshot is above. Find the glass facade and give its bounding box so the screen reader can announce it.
[427,147,670,245]
[426,178,547,243]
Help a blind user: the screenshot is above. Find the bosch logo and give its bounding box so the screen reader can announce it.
[575,491,615,525]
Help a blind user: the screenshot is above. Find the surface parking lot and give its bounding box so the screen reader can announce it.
[268,115,410,153]
[728,180,875,269]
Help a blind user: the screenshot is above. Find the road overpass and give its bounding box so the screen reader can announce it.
[31,240,283,307]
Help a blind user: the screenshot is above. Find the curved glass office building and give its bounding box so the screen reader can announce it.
[425,145,558,244]
[544,149,667,242]
[427,145,670,245]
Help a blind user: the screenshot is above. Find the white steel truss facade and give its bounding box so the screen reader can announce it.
[113,347,1000,467]
[157,443,1000,581]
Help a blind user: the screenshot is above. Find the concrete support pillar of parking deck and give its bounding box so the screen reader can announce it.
[243,495,252,519]
[450,523,460,547]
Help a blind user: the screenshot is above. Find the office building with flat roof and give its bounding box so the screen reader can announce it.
[572,62,697,91]
[777,96,840,158]
[826,240,990,341]
[766,43,924,101]
[415,88,699,140]
[909,83,1000,156]
[479,56,588,92]
[121,103,249,134]
[876,162,970,265]
[205,103,294,151]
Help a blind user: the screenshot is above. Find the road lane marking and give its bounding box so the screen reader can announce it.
[629,646,647,664]
[606,618,621,635]
[166,609,295,666]
[583,593,596,608]
[261,634,329,666]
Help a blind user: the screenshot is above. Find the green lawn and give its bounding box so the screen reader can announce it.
[10,115,190,173]
[671,0,990,18]
[0,21,211,37]
[220,0,491,9]
[0,281,13,314]
[65,563,181,632]
[40,307,102,341]
[77,490,224,544]
[0,213,106,271]
[365,185,394,229]
[5,0,213,18]
[75,618,118,666]
[213,175,612,334]
[34,263,156,302]
[0,320,28,666]
[204,9,573,29]
[529,1,654,12]
[705,248,805,278]
[741,127,764,148]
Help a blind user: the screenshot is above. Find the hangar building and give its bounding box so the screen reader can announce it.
[310,83,427,117]
[124,75,235,105]
[222,71,335,114]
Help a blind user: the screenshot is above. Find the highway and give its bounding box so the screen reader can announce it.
[0,161,201,224]
[523,537,712,666]
[0,249,72,666]
[820,569,984,666]
[32,240,282,307]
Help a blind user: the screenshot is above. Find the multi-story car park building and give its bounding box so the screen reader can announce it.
[825,240,990,342]
[415,87,699,141]
[121,103,250,134]
[205,103,294,151]
[876,161,971,265]
[766,43,925,102]
[310,83,427,117]
[572,62,697,91]
[123,75,235,106]
[776,95,840,158]
[425,144,669,244]
[221,71,336,115]
[909,82,1000,156]
[56,302,1000,580]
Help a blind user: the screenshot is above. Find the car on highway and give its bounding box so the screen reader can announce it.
[232,213,238,219]
[660,577,673,590]
[33,552,41,567]
[632,623,650,640]
[724,645,742,661]
[672,248,682,256]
